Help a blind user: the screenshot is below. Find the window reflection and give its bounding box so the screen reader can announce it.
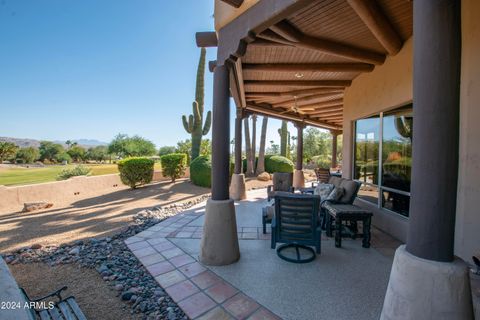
[353,105,413,217]
[354,116,380,184]
[382,107,412,193]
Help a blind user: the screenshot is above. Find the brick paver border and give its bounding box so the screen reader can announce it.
[126,210,281,320]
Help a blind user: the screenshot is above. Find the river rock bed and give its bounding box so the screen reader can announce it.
[2,194,210,320]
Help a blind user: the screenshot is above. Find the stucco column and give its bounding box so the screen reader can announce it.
[230,108,246,200]
[331,131,338,169]
[200,63,240,266]
[293,122,305,188]
[381,1,473,319]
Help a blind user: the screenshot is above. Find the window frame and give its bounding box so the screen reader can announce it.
[352,104,412,218]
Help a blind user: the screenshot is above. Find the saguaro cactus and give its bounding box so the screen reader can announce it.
[182,47,211,160]
[278,120,290,157]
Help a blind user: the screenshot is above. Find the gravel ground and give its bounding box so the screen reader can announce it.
[1,177,274,320]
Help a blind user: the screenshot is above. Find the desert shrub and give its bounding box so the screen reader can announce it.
[118,157,154,189]
[16,147,40,164]
[190,155,211,188]
[160,153,187,182]
[264,155,294,173]
[55,152,72,164]
[311,155,331,169]
[57,165,91,180]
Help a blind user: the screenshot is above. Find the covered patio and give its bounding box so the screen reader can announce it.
[190,0,477,319]
[128,188,401,320]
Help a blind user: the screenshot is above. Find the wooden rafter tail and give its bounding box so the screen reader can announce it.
[220,0,244,8]
[268,20,386,65]
[347,0,403,55]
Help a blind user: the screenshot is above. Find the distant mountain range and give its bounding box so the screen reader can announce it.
[0,137,108,148]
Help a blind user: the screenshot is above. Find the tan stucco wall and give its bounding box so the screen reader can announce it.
[0,169,190,213]
[342,37,413,180]
[341,38,413,242]
[455,0,480,261]
[214,0,260,31]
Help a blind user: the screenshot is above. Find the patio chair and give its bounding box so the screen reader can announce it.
[267,172,294,201]
[314,168,331,183]
[271,193,321,263]
[20,286,87,320]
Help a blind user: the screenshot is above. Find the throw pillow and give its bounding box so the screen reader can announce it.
[314,183,334,200]
[324,186,345,203]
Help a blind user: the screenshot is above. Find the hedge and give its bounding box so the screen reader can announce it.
[160,153,187,182]
[118,157,154,189]
[264,155,294,173]
[190,155,211,188]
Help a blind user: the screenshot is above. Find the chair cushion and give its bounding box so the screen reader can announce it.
[338,179,360,204]
[314,183,334,199]
[272,172,293,192]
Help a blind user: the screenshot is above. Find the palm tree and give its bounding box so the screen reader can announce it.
[244,116,254,176]
[250,115,257,173]
[256,116,268,175]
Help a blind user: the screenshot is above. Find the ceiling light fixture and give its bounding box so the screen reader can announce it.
[294,72,304,78]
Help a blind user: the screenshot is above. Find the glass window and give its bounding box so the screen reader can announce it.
[354,116,380,185]
[358,183,379,205]
[353,105,413,217]
[382,106,412,193]
[382,190,410,217]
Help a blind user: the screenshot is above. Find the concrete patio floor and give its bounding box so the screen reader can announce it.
[126,189,402,320]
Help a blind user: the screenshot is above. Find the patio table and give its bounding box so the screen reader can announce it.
[324,203,373,248]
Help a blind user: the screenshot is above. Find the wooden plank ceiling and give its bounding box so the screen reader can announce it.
[238,0,413,131]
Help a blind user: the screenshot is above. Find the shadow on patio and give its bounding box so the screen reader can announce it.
[129,189,402,320]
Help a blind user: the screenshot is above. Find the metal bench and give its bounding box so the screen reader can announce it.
[21,286,87,320]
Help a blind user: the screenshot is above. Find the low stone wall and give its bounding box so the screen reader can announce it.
[0,257,33,320]
[0,169,190,213]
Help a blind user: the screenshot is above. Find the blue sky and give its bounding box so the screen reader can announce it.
[0,0,298,148]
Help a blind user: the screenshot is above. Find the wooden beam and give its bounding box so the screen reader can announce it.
[245,103,341,130]
[244,80,351,87]
[320,115,343,120]
[245,88,344,97]
[306,110,343,118]
[272,93,343,107]
[295,99,344,109]
[248,39,290,47]
[267,21,386,65]
[208,60,217,73]
[195,32,218,47]
[347,0,403,55]
[243,63,374,73]
[257,29,296,46]
[220,0,244,8]
[304,105,344,115]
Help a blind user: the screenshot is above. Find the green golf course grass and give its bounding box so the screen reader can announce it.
[0,163,161,186]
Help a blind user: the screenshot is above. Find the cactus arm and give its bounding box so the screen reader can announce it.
[182,115,193,133]
[202,110,212,135]
[192,101,201,131]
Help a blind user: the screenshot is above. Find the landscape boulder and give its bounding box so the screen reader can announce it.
[22,202,53,212]
[257,172,271,181]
